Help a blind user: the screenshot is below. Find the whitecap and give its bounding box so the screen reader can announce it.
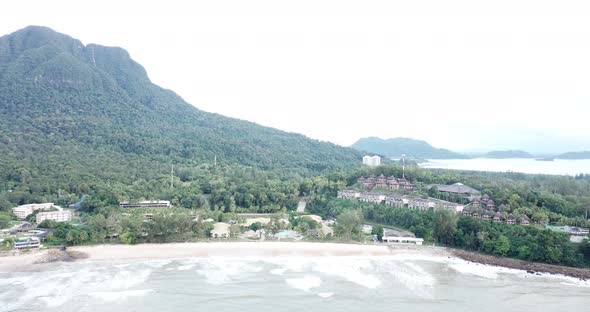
[270,268,287,275]
[196,259,264,284]
[285,276,321,292]
[38,295,71,308]
[389,263,435,298]
[318,292,334,298]
[106,269,152,289]
[313,261,381,289]
[89,289,154,301]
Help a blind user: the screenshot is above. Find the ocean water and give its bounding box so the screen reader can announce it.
[419,158,590,175]
[1,255,588,312]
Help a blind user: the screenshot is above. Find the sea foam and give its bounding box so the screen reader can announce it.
[312,260,381,289]
[285,276,322,292]
[89,289,154,301]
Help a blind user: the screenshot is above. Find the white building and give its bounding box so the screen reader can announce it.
[362,155,381,167]
[14,237,41,250]
[119,200,172,208]
[12,203,57,219]
[36,210,72,224]
[383,236,424,245]
[337,190,360,200]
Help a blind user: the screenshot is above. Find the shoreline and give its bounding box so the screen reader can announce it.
[2,242,589,281]
[451,249,590,281]
[0,241,442,271]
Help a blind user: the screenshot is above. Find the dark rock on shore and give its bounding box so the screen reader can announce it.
[34,248,88,264]
[451,249,590,281]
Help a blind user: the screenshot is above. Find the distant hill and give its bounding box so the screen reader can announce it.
[483,150,533,159]
[350,137,467,159]
[0,26,365,198]
[556,151,590,159]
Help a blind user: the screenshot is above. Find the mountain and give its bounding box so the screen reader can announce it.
[483,150,533,159]
[556,151,590,159]
[0,26,364,198]
[350,137,467,159]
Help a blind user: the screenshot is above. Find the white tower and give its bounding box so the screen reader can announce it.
[401,154,406,179]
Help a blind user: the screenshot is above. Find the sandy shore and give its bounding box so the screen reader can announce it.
[69,242,434,259]
[4,242,588,281]
[0,250,48,271]
[0,242,446,271]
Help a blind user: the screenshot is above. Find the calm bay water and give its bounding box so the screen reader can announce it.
[1,255,588,312]
[420,158,590,175]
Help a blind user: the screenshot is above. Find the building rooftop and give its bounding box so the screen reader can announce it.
[434,183,481,195]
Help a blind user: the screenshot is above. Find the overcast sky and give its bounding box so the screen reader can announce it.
[2,1,590,153]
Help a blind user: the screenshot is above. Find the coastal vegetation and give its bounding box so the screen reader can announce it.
[1,26,589,273]
[0,26,363,213]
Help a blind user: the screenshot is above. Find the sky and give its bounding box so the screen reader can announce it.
[2,1,590,153]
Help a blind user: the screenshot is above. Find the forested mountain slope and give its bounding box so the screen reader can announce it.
[0,26,362,206]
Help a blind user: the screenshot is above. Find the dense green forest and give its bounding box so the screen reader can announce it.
[2,26,590,268]
[0,26,364,209]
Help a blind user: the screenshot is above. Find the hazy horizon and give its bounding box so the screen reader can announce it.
[2,1,590,153]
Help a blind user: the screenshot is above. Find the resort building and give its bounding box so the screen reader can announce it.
[493,211,503,223]
[337,190,360,200]
[383,194,462,212]
[36,210,72,224]
[14,237,41,250]
[337,190,462,213]
[12,203,57,219]
[359,192,385,204]
[507,214,516,225]
[545,225,590,236]
[362,155,381,167]
[357,174,415,191]
[382,229,423,245]
[432,183,481,197]
[119,200,172,209]
[519,215,530,226]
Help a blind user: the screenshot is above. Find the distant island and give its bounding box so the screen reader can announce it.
[556,151,590,160]
[351,137,468,159]
[352,137,590,161]
[483,150,533,159]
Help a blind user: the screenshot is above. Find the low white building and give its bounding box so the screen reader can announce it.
[119,200,172,209]
[14,237,41,250]
[383,236,424,245]
[362,155,381,167]
[337,190,360,200]
[36,210,72,224]
[12,203,56,219]
[382,229,423,245]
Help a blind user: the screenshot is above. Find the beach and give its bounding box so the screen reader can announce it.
[0,242,447,271]
[2,242,590,282]
[3,242,589,312]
